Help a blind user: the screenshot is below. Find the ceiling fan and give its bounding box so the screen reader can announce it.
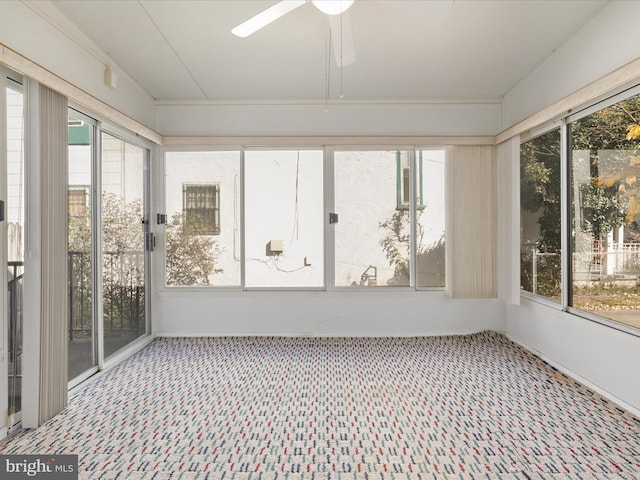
[232,0,357,66]
[231,1,454,67]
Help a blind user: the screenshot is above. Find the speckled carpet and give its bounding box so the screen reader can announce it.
[1,332,639,479]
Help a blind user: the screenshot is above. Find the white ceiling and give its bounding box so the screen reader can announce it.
[50,0,608,104]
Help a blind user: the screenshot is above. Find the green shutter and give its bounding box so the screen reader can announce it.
[68,123,91,145]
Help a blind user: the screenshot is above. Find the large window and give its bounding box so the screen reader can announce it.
[519,89,640,332]
[334,149,445,288]
[165,151,240,286]
[163,147,445,290]
[520,128,561,300]
[335,150,410,287]
[569,94,640,329]
[244,149,324,288]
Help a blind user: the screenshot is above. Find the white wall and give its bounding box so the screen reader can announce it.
[501,134,640,414]
[155,102,502,137]
[0,0,155,130]
[156,290,503,337]
[507,300,640,416]
[498,0,640,417]
[244,150,325,288]
[501,130,640,415]
[502,0,640,130]
[496,138,520,307]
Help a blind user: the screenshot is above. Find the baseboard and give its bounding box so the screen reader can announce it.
[155,329,495,338]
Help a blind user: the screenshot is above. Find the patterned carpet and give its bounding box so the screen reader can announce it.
[1,332,639,479]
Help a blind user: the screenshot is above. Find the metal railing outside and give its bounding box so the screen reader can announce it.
[8,261,23,415]
[68,251,145,340]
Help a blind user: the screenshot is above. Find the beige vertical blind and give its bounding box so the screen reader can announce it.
[38,84,68,424]
[446,145,497,298]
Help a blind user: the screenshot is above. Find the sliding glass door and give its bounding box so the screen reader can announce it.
[68,113,97,380]
[67,113,150,384]
[6,76,24,424]
[101,131,148,357]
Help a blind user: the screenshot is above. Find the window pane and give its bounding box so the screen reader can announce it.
[520,129,561,300]
[101,132,147,357]
[68,117,95,380]
[417,149,446,287]
[245,150,324,288]
[335,150,411,287]
[7,85,24,416]
[570,95,640,330]
[165,151,240,286]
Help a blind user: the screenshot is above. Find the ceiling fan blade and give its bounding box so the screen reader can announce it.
[232,0,306,38]
[329,11,356,67]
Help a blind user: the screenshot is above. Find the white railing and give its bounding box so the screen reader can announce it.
[529,250,559,294]
[523,243,640,293]
[572,243,640,279]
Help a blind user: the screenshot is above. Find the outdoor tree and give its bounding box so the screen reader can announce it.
[594,118,640,223]
[567,98,640,310]
[571,99,640,248]
[523,97,640,248]
[379,209,445,286]
[69,193,147,333]
[165,212,222,286]
[69,192,144,257]
[68,205,94,334]
[69,193,223,334]
[521,97,640,293]
[379,210,413,284]
[520,129,561,252]
[102,193,145,288]
[519,130,562,296]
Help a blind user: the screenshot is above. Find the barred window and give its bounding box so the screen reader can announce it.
[183,184,220,235]
[68,188,88,217]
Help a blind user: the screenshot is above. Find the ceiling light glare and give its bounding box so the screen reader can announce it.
[312,0,355,15]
